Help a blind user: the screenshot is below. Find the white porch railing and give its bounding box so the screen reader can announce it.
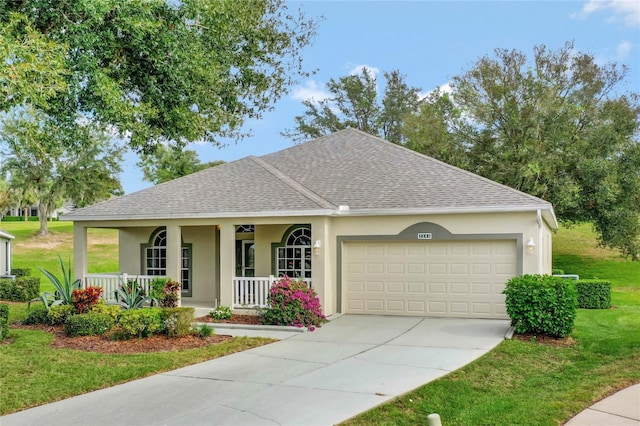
[233,276,276,308]
[84,273,165,304]
[233,276,312,308]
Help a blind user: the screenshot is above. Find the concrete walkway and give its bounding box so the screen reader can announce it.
[1,315,509,426]
[565,384,640,425]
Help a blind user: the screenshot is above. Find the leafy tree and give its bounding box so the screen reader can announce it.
[410,42,640,259]
[0,12,68,110]
[403,87,470,169]
[1,0,319,152]
[284,68,422,143]
[0,107,124,236]
[137,145,225,185]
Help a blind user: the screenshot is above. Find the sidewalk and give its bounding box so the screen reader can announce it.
[565,383,639,425]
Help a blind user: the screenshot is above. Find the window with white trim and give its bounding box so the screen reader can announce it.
[276,226,311,279]
[143,228,192,296]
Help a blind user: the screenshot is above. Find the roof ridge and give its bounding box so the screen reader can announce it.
[248,156,337,210]
[348,128,552,206]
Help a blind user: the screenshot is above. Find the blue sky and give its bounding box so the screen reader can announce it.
[120,0,640,194]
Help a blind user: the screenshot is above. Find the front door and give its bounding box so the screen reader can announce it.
[236,240,255,277]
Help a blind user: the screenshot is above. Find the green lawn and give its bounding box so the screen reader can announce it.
[345,222,640,425]
[2,221,118,293]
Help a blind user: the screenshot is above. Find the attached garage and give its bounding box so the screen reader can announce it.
[343,239,517,319]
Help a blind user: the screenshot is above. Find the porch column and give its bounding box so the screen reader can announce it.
[218,223,235,308]
[310,217,333,315]
[73,224,88,286]
[165,224,182,306]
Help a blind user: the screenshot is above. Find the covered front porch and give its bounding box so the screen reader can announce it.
[72,217,332,314]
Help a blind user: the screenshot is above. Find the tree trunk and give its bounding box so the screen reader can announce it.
[38,203,49,236]
[23,205,28,222]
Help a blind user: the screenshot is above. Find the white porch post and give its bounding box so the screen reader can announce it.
[73,224,88,287]
[165,224,182,306]
[219,223,235,308]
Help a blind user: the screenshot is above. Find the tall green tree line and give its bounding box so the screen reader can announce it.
[286,43,640,259]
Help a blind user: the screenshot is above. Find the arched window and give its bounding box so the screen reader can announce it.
[142,227,192,297]
[275,225,311,279]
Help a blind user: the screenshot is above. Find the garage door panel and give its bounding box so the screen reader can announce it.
[344,240,516,319]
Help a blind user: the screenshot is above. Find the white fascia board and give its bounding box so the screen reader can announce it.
[0,230,15,239]
[332,205,559,226]
[61,205,559,229]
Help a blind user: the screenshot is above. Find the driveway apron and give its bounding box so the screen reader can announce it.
[1,315,510,426]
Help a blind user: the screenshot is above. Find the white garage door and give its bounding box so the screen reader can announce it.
[343,240,516,318]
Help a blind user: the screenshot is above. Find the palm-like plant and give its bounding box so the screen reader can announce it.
[115,276,157,310]
[31,254,82,310]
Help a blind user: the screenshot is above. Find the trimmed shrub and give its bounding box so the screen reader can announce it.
[47,304,75,325]
[0,303,9,340]
[261,276,326,330]
[551,268,565,275]
[64,313,115,337]
[72,286,103,314]
[576,280,612,309]
[117,308,163,338]
[1,216,40,222]
[10,268,31,278]
[160,307,195,337]
[503,274,578,338]
[23,306,48,325]
[0,277,40,302]
[90,300,122,321]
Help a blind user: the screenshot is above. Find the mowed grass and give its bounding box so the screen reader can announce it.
[1,325,274,415]
[2,221,119,293]
[1,222,277,416]
[345,223,640,426]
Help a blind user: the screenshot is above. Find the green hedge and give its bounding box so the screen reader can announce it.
[504,274,578,338]
[23,306,48,325]
[117,308,163,338]
[0,303,9,340]
[47,304,75,325]
[0,277,40,302]
[1,216,58,221]
[576,280,612,309]
[64,313,116,337]
[10,268,31,278]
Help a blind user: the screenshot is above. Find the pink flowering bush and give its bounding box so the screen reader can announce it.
[261,276,326,329]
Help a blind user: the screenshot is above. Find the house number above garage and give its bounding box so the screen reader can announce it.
[417,233,433,240]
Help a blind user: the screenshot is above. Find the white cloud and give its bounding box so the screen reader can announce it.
[574,0,640,26]
[616,40,633,59]
[291,80,332,103]
[347,64,380,79]
[420,82,453,101]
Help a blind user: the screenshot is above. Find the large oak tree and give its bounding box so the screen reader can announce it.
[408,42,640,259]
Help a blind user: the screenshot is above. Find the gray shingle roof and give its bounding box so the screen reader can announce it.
[64,128,554,221]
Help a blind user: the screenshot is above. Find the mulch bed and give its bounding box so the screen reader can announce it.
[8,314,264,354]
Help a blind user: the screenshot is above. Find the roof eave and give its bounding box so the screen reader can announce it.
[62,204,559,230]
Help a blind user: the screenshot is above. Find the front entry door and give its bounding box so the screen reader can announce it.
[237,240,255,277]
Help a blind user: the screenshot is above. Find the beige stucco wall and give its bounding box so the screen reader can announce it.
[72,210,554,316]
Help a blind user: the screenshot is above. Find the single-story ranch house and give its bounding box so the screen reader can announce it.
[64,128,557,319]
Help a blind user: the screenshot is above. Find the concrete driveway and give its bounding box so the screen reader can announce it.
[1,315,510,426]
